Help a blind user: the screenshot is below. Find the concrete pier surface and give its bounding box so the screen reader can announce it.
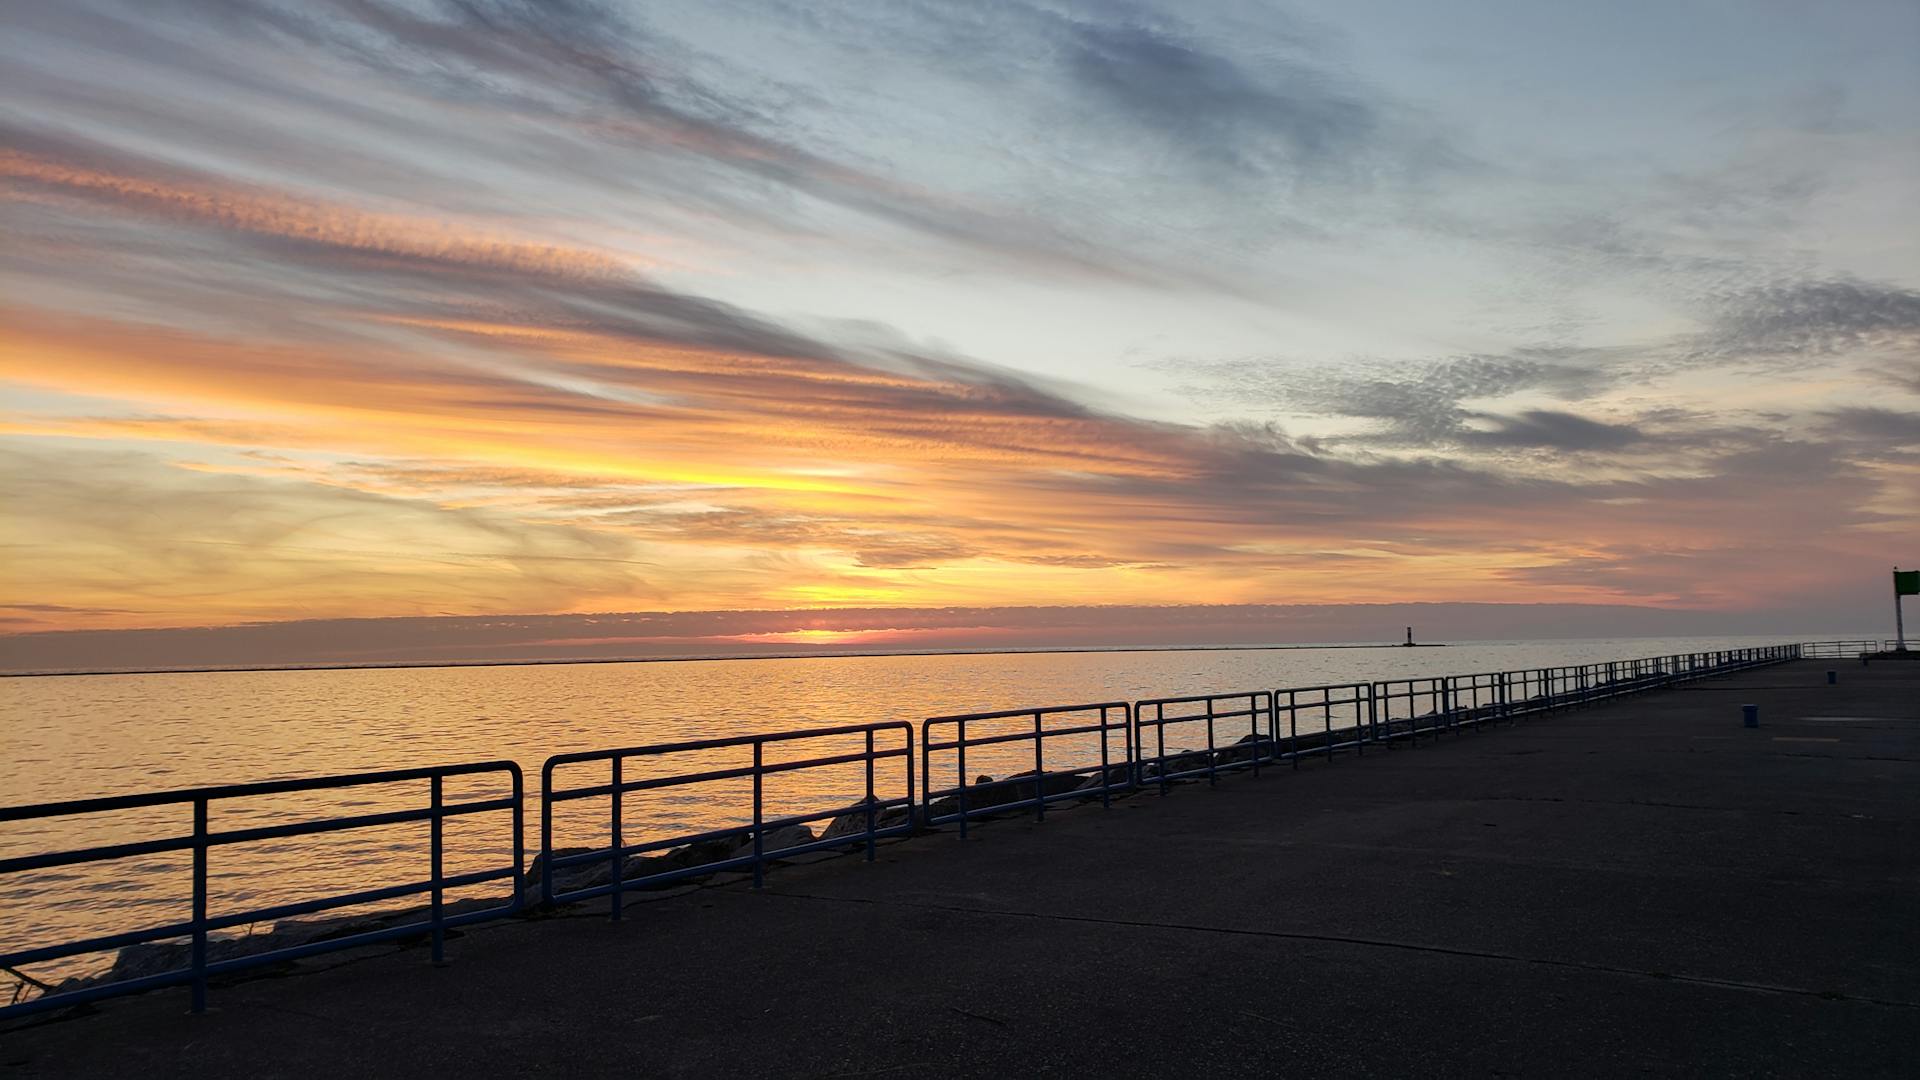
[5,660,1916,1078]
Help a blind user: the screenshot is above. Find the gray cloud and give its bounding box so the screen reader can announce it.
[1691,278,1920,363]
[1458,410,1646,451]
[1820,407,1920,444]
[1168,351,1617,448]
[5,0,1156,286]
[1062,18,1377,180]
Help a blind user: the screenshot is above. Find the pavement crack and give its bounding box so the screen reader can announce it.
[947,1006,1008,1028]
[772,890,1920,1011]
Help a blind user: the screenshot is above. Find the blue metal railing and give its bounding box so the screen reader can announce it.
[921,702,1132,836]
[1798,639,1898,658]
[1446,671,1511,727]
[539,722,914,913]
[1276,682,1376,763]
[1135,690,1276,791]
[1369,676,1453,744]
[0,761,522,1017]
[2,642,1809,1017]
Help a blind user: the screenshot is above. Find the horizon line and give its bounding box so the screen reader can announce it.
[0,633,1818,680]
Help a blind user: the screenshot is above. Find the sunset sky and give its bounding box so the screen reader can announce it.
[2,0,1917,668]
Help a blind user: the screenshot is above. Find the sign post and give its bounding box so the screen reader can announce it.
[1894,567,1919,651]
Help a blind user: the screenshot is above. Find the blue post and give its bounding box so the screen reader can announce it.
[191,797,208,1015]
[1826,670,1837,685]
[751,740,764,888]
[609,757,623,921]
[430,774,445,963]
[956,725,968,840]
[1032,711,1045,822]
[1742,704,1759,728]
[864,728,877,862]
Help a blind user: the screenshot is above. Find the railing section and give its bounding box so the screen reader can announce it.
[1371,676,1452,744]
[539,723,914,914]
[1275,683,1375,764]
[921,703,1132,837]
[1135,690,1276,791]
[0,762,522,1018]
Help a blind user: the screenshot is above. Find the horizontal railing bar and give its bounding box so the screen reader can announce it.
[208,796,517,848]
[923,722,1125,750]
[0,833,197,875]
[1138,708,1266,723]
[926,702,1128,723]
[549,747,910,802]
[0,762,520,823]
[198,866,515,933]
[0,919,202,968]
[1136,689,1273,708]
[199,902,518,977]
[0,868,518,980]
[551,798,919,867]
[542,722,913,768]
[0,968,196,1018]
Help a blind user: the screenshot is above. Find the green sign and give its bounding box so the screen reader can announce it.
[1898,570,1920,596]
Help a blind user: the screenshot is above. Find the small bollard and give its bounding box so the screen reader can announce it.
[1742,703,1759,728]
[1826,669,1837,685]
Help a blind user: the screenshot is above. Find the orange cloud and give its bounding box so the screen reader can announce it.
[0,148,634,281]
[3,142,1911,637]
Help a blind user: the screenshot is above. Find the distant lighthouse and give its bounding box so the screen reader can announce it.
[1404,626,1414,647]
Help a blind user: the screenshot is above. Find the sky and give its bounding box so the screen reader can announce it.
[1,0,1917,669]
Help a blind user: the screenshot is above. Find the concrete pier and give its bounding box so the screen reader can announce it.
[5,660,1916,1077]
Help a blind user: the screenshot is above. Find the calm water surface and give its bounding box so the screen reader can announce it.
[0,636,1799,983]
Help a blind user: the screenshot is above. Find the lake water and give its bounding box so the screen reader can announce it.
[0,635,1804,986]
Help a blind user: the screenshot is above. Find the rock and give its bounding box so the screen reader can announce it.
[820,798,913,841]
[656,838,740,876]
[1008,768,1091,799]
[729,823,815,859]
[1214,733,1275,765]
[957,775,1023,810]
[524,846,595,888]
[1168,750,1211,774]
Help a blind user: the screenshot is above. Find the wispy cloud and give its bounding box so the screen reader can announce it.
[2,0,1916,660]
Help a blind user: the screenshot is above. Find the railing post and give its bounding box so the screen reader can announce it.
[1205,700,1219,785]
[1353,688,1364,757]
[1290,691,1300,768]
[1158,706,1171,794]
[430,773,445,963]
[511,765,525,910]
[1032,710,1045,822]
[1100,706,1115,807]
[541,764,554,905]
[191,796,208,1015]
[906,725,918,829]
[609,756,623,920]
[751,740,765,888]
[864,728,877,862]
[956,722,969,840]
